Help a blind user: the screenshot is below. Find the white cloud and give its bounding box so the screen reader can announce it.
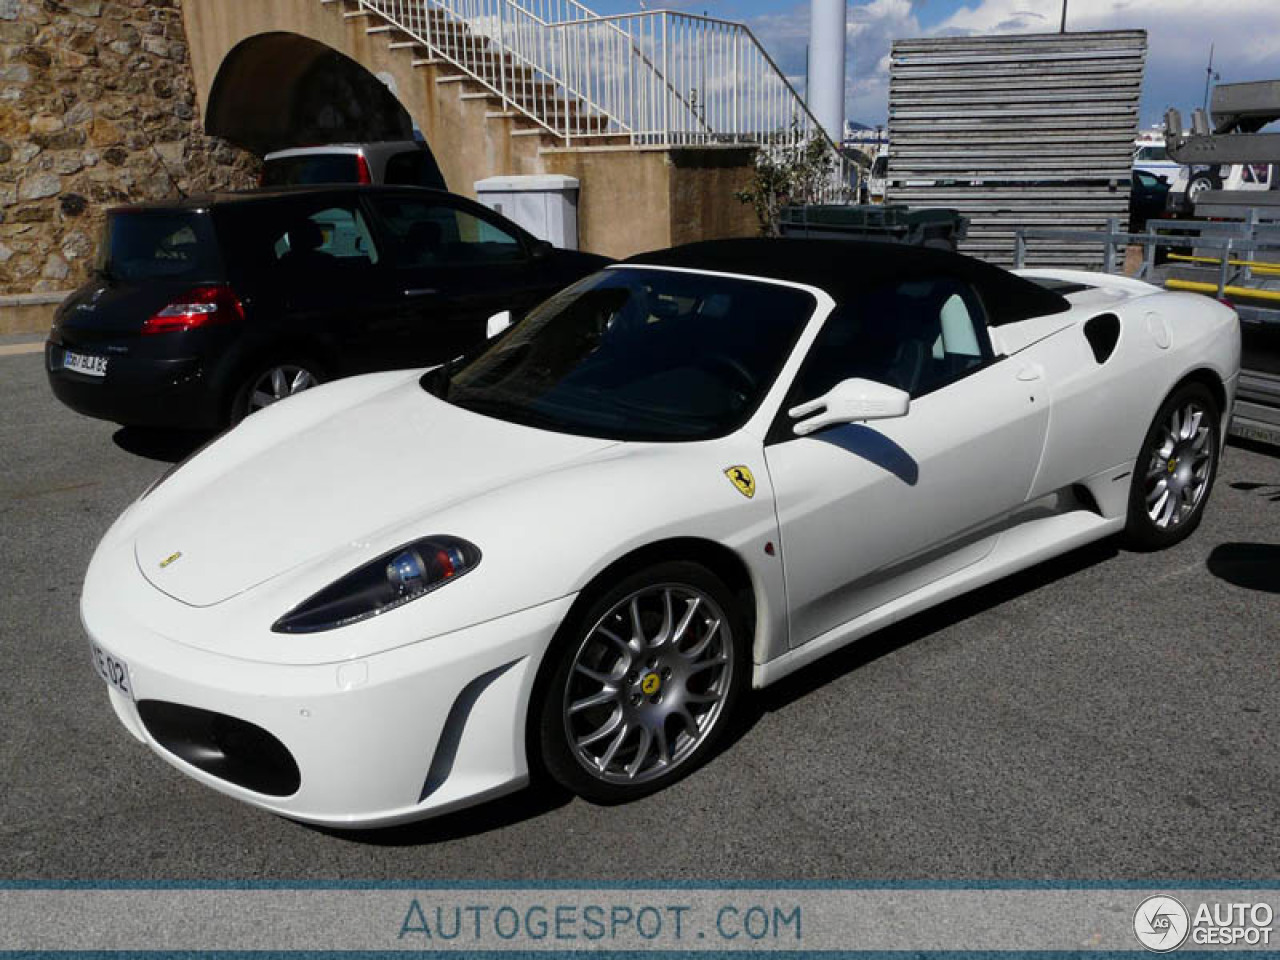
[749,0,1280,127]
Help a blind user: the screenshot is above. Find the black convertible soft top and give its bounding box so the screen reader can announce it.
[624,238,1071,326]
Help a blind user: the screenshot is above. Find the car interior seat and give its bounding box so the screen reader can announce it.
[280,220,336,272]
[404,220,444,267]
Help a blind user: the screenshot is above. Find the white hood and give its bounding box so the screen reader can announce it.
[134,377,616,607]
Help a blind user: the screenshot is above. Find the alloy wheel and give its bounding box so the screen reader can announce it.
[1144,400,1214,530]
[562,583,735,785]
[247,365,318,413]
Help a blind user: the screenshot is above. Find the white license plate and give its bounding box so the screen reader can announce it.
[64,350,108,377]
[90,642,133,699]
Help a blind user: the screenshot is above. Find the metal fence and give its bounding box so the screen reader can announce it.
[357,0,843,161]
[887,30,1146,268]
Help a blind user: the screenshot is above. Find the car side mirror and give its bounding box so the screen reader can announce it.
[789,377,910,436]
[531,239,553,260]
[486,310,513,339]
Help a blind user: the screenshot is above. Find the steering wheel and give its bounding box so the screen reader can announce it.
[703,354,757,404]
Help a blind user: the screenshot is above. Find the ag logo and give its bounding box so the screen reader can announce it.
[724,465,755,499]
[1134,895,1190,952]
[158,551,182,569]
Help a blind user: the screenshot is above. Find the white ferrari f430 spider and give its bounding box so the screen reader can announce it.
[81,240,1241,827]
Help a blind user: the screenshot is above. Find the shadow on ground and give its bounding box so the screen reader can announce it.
[1206,542,1280,594]
[112,426,217,463]
[304,783,573,847]
[754,537,1119,713]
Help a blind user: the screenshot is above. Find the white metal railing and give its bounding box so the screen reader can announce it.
[356,0,849,186]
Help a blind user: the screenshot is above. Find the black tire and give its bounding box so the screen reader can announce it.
[533,560,749,804]
[1123,381,1221,551]
[1186,172,1220,203]
[229,357,325,425]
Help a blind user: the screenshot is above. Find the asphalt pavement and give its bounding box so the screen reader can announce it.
[2,346,1278,881]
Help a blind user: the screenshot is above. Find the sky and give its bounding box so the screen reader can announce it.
[588,0,1280,130]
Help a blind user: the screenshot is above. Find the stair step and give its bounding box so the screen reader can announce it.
[343,9,378,18]
[388,40,425,50]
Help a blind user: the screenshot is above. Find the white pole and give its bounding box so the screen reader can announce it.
[806,0,845,141]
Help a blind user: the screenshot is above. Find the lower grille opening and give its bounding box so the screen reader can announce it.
[137,700,300,797]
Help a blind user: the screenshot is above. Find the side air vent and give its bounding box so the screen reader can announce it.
[1084,313,1120,364]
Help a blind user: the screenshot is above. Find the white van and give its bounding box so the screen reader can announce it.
[1132,140,1181,182]
[1168,162,1275,212]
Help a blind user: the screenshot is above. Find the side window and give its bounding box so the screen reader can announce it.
[383,152,422,186]
[384,150,446,188]
[1244,164,1270,186]
[369,197,525,268]
[270,204,379,267]
[789,278,993,405]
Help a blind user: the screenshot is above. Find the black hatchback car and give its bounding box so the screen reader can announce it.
[47,186,610,429]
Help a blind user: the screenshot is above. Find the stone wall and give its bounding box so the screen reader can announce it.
[0,0,259,296]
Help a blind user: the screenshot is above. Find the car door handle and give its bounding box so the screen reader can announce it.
[403,288,438,298]
[1016,364,1043,382]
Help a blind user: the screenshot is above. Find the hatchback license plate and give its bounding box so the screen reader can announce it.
[64,350,108,377]
[90,642,133,699]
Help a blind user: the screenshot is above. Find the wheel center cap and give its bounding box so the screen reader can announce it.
[1167,457,1178,473]
[640,672,662,696]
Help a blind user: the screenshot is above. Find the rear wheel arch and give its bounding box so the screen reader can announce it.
[1168,368,1228,433]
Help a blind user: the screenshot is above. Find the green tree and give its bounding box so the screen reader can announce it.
[735,132,845,237]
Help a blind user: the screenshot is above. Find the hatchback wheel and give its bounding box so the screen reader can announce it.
[232,361,323,423]
[535,561,747,804]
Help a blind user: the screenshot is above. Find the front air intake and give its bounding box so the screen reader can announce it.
[137,701,300,797]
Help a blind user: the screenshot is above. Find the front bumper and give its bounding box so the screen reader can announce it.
[82,559,575,828]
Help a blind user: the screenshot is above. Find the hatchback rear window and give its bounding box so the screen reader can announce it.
[261,155,361,186]
[98,211,221,282]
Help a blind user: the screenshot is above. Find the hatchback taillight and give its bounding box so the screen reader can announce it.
[143,285,245,335]
[356,153,372,184]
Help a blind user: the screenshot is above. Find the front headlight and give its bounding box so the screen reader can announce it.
[272,536,481,634]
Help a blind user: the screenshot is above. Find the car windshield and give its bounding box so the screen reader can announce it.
[424,267,815,441]
[96,210,221,282]
[261,154,361,186]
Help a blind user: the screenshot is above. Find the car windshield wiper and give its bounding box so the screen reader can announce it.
[450,393,576,434]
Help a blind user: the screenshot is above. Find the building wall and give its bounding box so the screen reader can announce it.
[184,0,756,260]
[0,0,758,304]
[0,0,258,297]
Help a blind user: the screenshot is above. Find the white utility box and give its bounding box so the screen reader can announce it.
[474,174,580,250]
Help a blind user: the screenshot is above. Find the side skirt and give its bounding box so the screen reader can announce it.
[753,507,1124,688]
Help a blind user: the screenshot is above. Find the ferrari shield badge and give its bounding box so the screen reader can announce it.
[724,465,756,499]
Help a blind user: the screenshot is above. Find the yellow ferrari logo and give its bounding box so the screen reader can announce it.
[724,465,756,499]
[641,672,662,696]
[1167,458,1178,473]
[158,551,182,569]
